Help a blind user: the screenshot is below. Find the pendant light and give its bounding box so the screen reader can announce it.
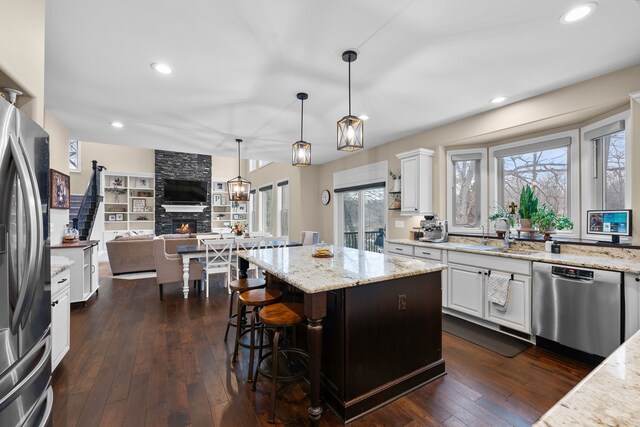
[227,139,251,201]
[292,92,311,167]
[337,50,364,152]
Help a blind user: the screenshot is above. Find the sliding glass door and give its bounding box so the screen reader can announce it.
[338,186,385,252]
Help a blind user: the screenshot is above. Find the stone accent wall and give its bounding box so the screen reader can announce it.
[155,150,211,235]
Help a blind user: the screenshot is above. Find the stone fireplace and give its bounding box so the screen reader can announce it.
[171,219,197,234]
[155,150,211,235]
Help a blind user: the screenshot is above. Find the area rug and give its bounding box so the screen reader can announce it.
[110,271,157,280]
[442,314,532,358]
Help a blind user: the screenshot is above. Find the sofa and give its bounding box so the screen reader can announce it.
[106,234,199,274]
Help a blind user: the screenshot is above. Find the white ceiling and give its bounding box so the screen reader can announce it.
[45,0,640,165]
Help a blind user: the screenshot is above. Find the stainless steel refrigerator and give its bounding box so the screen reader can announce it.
[0,95,53,426]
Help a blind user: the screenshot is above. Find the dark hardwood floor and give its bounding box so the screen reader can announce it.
[52,264,593,426]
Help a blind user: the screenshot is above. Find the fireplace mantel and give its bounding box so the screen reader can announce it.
[161,204,207,213]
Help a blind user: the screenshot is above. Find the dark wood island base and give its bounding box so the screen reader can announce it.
[321,272,445,423]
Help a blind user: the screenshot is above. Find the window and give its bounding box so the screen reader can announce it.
[336,185,385,252]
[489,130,580,235]
[249,190,257,231]
[584,115,627,211]
[258,160,272,168]
[259,185,273,234]
[447,149,486,232]
[69,140,80,172]
[277,180,289,236]
[249,160,257,173]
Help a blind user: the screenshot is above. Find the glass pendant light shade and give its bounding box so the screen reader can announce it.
[337,50,364,152]
[292,140,311,166]
[227,177,251,202]
[337,114,364,151]
[227,138,251,201]
[292,92,311,166]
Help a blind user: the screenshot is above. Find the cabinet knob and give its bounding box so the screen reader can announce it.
[478,271,483,274]
[51,300,58,307]
[636,277,639,282]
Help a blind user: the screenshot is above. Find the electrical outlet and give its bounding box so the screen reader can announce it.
[395,220,405,228]
[398,294,406,311]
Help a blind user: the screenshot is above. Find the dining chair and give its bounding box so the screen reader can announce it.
[203,238,235,297]
[231,237,263,280]
[300,231,319,246]
[264,235,288,249]
[153,238,203,301]
[196,232,221,242]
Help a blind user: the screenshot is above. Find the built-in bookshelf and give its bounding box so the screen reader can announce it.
[103,172,155,235]
[212,179,248,231]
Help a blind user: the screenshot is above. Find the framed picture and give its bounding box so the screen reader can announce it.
[215,182,224,191]
[136,177,150,188]
[50,169,70,209]
[132,198,146,212]
[232,214,241,220]
[116,213,124,221]
[108,214,116,221]
[237,203,246,212]
[213,194,222,206]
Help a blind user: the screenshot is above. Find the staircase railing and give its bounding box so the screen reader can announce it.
[73,160,105,240]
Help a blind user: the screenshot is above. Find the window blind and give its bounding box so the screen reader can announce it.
[259,185,272,192]
[585,120,625,141]
[450,153,483,162]
[493,137,571,158]
[334,181,385,193]
[277,180,289,187]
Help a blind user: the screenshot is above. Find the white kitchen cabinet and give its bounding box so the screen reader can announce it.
[52,242,100,305]
[485,273,531,333]
[51,270,71,370]
[625,273,640,339]
[448,263,485,317]
[385,242,414,257]
[396,148,434,216]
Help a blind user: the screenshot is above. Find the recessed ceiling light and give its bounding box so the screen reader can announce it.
[150,63,172,74]
[560,3,597,24]
[359,115,369,121]
[110,121,124,128]
[490,96,507,104]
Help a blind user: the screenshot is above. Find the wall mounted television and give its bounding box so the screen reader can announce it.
[586,209,632,243]
[164,179,208,204]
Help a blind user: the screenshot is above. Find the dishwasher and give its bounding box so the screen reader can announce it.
[532,262,623,358]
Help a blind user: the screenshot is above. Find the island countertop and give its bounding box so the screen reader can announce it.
[238,246,446,294]
[534,328,640,426]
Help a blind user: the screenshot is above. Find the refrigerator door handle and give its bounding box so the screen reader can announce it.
[0,335,50,412]
[20,386,53,427]
[8,133,43,334]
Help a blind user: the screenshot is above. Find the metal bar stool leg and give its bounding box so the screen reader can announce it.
[233,299,245,362]
[269,329,280,424]
[248,306,258,382]
[253,321,265,390]
[224,291,235,342]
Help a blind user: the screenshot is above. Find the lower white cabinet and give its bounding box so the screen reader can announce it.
[51,271,71,370]
[485,274,531,333]
[52,242,100,304]
[625,273,640,339]
[448,263,485,317]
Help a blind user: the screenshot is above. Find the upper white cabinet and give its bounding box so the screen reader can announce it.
[396,148,434,215]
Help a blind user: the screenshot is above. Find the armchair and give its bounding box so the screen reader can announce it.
[153,238,203,300]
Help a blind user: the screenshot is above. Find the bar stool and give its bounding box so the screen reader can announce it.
[224,278,266,342]
[233,288,284,381]
[253,302,309,423]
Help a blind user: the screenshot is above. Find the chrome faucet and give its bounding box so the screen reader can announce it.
[495,217,515,248]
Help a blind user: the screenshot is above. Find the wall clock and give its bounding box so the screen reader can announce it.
[321,189,331,205]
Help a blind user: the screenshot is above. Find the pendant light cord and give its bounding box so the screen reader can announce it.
[300,98,304,140]
[348,60,352,115]
[237,139,241,177]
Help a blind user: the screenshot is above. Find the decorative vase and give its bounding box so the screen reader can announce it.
[543,231,552,241]
[393,179,401,192]
[520,219,532,230]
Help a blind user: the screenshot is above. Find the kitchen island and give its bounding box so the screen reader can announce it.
[238,246,447,424]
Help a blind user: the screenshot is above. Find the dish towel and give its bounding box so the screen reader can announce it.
[487,273,511,312]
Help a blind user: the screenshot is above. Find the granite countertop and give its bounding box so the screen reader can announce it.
[51,240,100,249]
[238,246,446,294]
[387,238,640,274]
[534,329,640,426]
[51,255,74,277]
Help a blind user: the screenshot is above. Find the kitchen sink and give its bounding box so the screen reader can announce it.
[486,248,538,255]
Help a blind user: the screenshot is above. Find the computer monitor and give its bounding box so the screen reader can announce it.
[586,210,632,243]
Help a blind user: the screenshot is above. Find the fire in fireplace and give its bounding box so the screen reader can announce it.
[172,219,197,234]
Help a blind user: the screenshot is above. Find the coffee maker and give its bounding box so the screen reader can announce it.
[419,214,448,242]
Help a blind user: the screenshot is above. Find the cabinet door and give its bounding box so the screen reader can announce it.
[448,263,484,317]
[400,156,418,214]
[90,244,99,292]
[625,273,640,339]
[485,273,531,333]
[51,289,70,370]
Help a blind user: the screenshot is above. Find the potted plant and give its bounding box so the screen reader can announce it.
[489,204,516,237]
[389,171,401,192]
[518,185,538,233]
[531,205,574,240]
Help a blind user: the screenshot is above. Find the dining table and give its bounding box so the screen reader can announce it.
[175,239,302,299]
[237,245,447,425]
